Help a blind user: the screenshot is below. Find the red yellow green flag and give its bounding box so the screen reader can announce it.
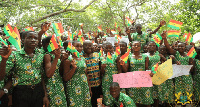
[44,32,49,37]
[187,47,197,58]
[66,42,80,57]
[0,37,8,46]
[87,33,92,39]
[126,17,133,26]
[167,29,181,37]
[4,24,13,37]
[57,35,63,47]
[66,42,72,52]
[78,37,85,45]
[115,46,120,57]
[152,63,159,74]
[52,23,64,36]
[121,49,130,63]
[47,34,58,52]
[167,19,183,30]
[97,25,102,32]
[185,32,193,42]
[99,47,103,57]
[111,30,117,35]
[107,52,113,63]
[8,27,21,50]
[79,23,83,27]
[151,33,162,47]
[23,26,34,31]
[114,22,118,28]
[78,30,82,38]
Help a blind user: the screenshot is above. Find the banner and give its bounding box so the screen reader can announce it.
[168,64,192,79]
[152,58,173,85]
[113,71,153,88]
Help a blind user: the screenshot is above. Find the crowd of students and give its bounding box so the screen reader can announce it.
[0,20,199,107]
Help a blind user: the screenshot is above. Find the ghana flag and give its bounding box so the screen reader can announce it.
[78,37,85,45]
[115,46,120,57]
[23,26,34,31]
[47,34,58,52]
[187,47,197,58]
[167,19,183,30]
[126,17,133,27]
[52,23,64,36]
[78,30,82,38]
[185,32,193,42]
[97,25,102,32]
[152,63,159,74]
[4,24,13,37]
[121,49,130,63]
[57,36,63,47]
[66,42,80,57]
[8,27,21,50]
[152,33,162,47]
[107,52,113,63]
[44,32,49,37]
[114,22,118,28]
[167,29,181,37]
[99,47,103,57]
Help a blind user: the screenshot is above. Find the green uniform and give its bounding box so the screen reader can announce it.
[131,32,149,52]
[0,56,4,89]
[6,48,44,86]
[147,52,160,100]
[45,53,67,107]
[109,92,136,107]
[127,54,154,105]
[174,51,193,104]
[194,59,200,101]
[65,56,92,107]
[101,54,118,105]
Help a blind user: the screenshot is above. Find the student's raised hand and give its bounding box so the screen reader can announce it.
[160,20,166,26]
[149,72,154,77]
[71,60,77,69]
[0,45,12,60]
[169,55,175,60]
[117,27,122,32]
[176,61,181,65]
[106,27,111,34]
[159,54,165,59]
[41,21,51,32]
[161,30,167,39]
[43,96,49,107]
[92,31,98,38]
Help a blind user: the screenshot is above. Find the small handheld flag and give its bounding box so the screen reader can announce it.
[152,63,159,74]
[107,52,113,63]
[126,17,133,27]
[167,29,181,37]
[97,25,102,32]
[23,26,34,31]
[167,19,183,30]
[151,33,162,47]
[78,30,82,38]
[185,32,193,43]
[187,47,197,58]
[8,27,21,50]
[47,34,59,52]
[115,46,120,57]
[120,49,130,63]
[66,42,80,57]
[52,23,64,37]
[4,24,13,37]
[99,47,103,57]
[0,37,8,46]
[114,22,118,28]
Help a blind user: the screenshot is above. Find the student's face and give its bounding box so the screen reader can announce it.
[143,45,148,53]
[148,42,156,52]
[132,42,141,52]
[83,43,93,54]
[110,86,120,99]
[130,27,136,33]
[104,44,113,54]
[102,38,106,41]
[93,44,98,52]
[159,46,167,55]
[178,43,186,53]
[24,32,38,49]
[136,26,142,33]
[74,42,83,53]
[119,43,127,55]
[97,38,101,43]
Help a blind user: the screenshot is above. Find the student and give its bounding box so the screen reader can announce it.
[124,41,153,107]
[194,47,200,106]
[63,41,92,107]
[126,20,166,52]
[0,31,49,107]
[100,42,119,106]
[93,43,99,57]
[161,31,194,107]
[83,40,102,107]
[42,36,67,107]
[108,82,136,107]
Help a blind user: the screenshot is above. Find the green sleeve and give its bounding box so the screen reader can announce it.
[123,95,136,107]
[5,52,15,76]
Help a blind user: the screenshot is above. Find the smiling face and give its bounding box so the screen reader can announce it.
[119,43,127,55]
[148,42,157,53]
[104,44,113,54]
[73,42,83,53]
[177,43,186,53]
[158,46,167,55]
[83,42,93,54]
[136,25,142,34]
[93,43,98,52]
[110,86,120,99]
[24,32,38,49]
[132,41,141,52]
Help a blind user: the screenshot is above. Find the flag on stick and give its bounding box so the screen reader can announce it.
[167,19,183,30]
[47,34,58,52]
[107,52,113,63]
[167,30,181,37]
[187,47,197,58]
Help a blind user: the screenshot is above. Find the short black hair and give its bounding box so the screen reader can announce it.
[119,41,127,47]
[110,82,120,88]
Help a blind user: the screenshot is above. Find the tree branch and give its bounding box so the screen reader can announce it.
[30,0,97,25]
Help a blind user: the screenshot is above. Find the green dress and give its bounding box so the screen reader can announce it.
[157,56,174,103]
[131,32,149,52]
[194,59,200,101]
[174,51,193,104]
[101,54,118,105]
[45,53,67,107]
[147,52,160,100]
[127,54,154,105]
[65,56,92,107]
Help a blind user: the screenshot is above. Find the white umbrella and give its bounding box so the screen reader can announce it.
[193,32,200,43]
